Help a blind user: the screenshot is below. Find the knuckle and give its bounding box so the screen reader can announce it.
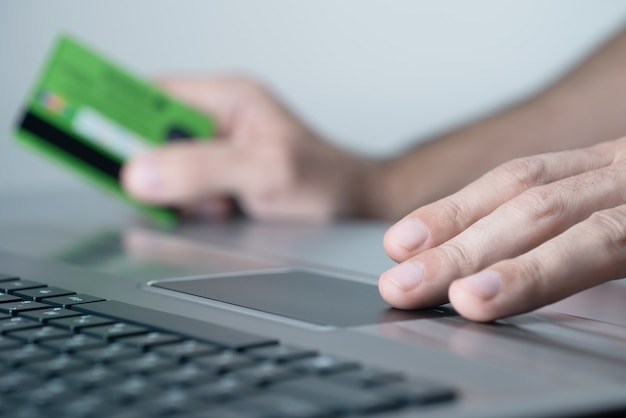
[491,156,547,192]
[233,75,268,96]
[438,198,474,231]
[217,74,270,99]
[509,186,565,223]
[220,73,255,86]
[585,207,626,250]
[436,241,476,273]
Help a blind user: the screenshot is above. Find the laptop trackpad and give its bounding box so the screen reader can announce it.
[151,270,450,327]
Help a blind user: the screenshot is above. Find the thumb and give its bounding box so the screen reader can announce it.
[121,140,247,205]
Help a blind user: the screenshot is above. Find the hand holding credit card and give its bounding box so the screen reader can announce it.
[14,35,216,228]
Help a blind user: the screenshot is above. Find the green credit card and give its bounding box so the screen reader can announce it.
[14,34,216,228]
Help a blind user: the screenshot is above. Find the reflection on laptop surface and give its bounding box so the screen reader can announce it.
[0,205,625,418]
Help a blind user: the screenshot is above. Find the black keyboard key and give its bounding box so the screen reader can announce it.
[131,388,204,415]
[48,314,115,331]
[330,368,405,388]
[0,279,46,293]
[270,376,400,415]
[152,363,215,387]
[40,334,107,353]
[18,378,76,406]
[0,370,45,394]
[232,361,298,385]
[0,344,56,366]
[116,331,182,350]
[51,394,119,418]
[236,392,330,418]
[0,273,20,282]
[0,335,22,350]
[153,339,219,360]
[22,354,91,377]
[73,300,277,350]
[20,307,83,323]
[76,343,142,364]
[11,405,52,418]
[194,350,257,373]
[289,355,360,375]
[373,381,457,406]
[99,375,161,403]
[81,322,150,340]
[112,352,178,375]
[195,406,267,418]
[245,345,318,363]
[0,300,50,315]
[0,292,22,303]
[13,286,75,301]
[192,375,258,402]
[63,364,126,389]
[42,293,105,308]
[0,316,41,333]
[7,325,73,343]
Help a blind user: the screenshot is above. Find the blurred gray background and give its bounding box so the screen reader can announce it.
[2,0,626,196]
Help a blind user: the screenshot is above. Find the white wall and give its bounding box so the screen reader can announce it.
[2,0,626,194]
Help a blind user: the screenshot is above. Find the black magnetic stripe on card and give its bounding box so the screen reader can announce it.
[19,110,121,181]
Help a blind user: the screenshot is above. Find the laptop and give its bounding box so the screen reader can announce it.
[0,190,625,418]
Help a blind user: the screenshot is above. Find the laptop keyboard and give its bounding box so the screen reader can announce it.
[0,272,456,418]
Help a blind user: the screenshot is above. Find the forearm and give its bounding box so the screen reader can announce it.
[373,25,626,220]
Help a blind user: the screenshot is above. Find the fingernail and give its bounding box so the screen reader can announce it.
[127,158,163,198]
[460,270,502,300]
[387,262,424,291]
[389,219,429,251]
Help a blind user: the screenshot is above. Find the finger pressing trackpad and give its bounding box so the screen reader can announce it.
[150,270,452,327]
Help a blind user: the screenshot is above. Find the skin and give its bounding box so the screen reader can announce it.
[380,139,626,321]
[380,26,626,321]
[122,76,383,222]
[122,26,626,322]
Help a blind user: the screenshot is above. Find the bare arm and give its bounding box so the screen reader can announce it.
[373,25,626,220]
[123,27,626,225]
